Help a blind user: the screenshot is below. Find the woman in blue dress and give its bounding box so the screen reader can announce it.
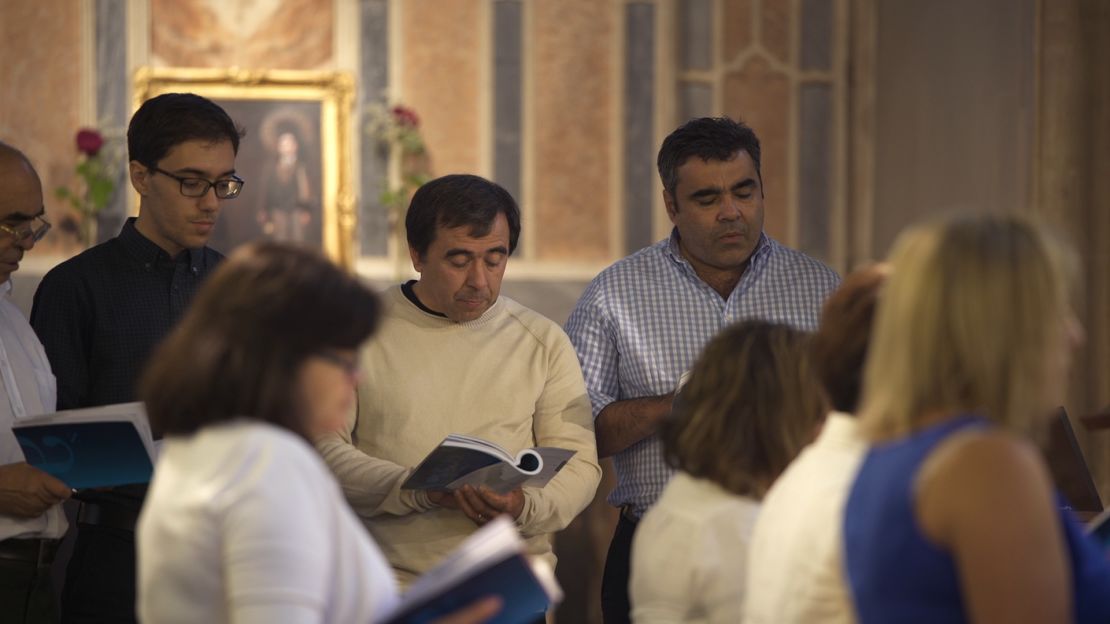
[843,214,1110,623]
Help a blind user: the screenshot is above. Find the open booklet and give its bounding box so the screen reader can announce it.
[12,401,157,489]
[379,515,562,624]
[401,434,576,495]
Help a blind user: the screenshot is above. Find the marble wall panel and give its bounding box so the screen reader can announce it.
[679,0,714,70]
[95,0,130,244]
[798,82,831,259]
[399,0,483,176]
[625,3,656,255]
[0,1,83,255]
[723,57,791,242]
[531,0,614,261]
[150,0,334,70]
[800,0,833,70]
[493,0,524,207]
[359,0,390,256]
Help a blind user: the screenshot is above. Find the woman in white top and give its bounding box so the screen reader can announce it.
[744,265,887,624]
[135,243,499,624]
[629,321,826,624]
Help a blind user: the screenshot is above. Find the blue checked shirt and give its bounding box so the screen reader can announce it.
[565,230,840,518]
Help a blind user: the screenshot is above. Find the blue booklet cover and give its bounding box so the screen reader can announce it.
[379,517,561,624]
[382,553,548,624]
[13,402,155,489]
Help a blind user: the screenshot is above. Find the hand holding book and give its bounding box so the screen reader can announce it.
[0,461,72,518]
[432,484,524,526]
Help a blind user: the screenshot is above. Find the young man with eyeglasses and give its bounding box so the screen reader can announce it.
[30,92,243,623]
[0,141,70,624]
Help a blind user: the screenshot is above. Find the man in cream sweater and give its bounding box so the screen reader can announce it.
[317,174,601,587]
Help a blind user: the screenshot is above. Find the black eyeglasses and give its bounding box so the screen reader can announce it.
[0,215,52,243]
[150,166,245,199]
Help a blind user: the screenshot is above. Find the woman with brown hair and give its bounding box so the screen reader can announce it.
[628,320,826,623]
[134,242,499,624]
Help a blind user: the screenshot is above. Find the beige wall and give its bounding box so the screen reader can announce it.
[1035,0,1110,501]
[398,0,485,177]
[868,0,1035,258]
[0,1,84,256]
[530,0,615,262]
[856,0,1110,498]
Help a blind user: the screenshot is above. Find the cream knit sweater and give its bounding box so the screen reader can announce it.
[317,285,601,586]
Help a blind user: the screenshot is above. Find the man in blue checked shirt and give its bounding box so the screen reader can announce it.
[565,116,840,624]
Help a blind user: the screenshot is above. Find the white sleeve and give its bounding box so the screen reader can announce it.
[222,449,333,621]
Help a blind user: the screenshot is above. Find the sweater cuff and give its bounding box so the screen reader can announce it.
[513,490,537,535]
[404,488,435,513]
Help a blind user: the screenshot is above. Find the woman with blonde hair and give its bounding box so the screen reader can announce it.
[843,214,1110,623]
[629,320,825,623]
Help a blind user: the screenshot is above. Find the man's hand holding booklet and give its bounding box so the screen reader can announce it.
[401,433,576,494]
[12,401,156,490]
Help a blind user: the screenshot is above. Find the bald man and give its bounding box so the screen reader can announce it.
[0,142,70,622]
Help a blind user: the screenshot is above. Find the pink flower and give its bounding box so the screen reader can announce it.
[76,128,104,156]
[391,105,420,129]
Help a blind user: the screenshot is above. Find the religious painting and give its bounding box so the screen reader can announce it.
[132,67,355,265]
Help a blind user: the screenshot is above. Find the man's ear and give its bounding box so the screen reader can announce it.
[408,245,424,273]
[129,161,150,195]
[663,189,679,223]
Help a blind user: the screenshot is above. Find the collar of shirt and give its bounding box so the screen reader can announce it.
[661,227,773,298]
[117,217,205,272]
[400,280,448,318]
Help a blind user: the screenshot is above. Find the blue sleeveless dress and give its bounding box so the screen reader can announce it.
[844,415,1110,623]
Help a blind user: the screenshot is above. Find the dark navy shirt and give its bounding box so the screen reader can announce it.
[31,217,222,411]
[29,217,222,506]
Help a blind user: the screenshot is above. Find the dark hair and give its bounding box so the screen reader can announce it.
[812,266,887,414]
[662,320,825,499]
[140,242,379,440]
[128,93,244,168]
[656,116,763,198]
[405,174,521,258]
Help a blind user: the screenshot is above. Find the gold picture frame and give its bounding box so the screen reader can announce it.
[133,67,356,266]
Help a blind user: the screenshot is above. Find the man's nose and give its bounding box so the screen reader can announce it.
[718,195,742,221]
[199,185,220,211]
[467,262,488,289]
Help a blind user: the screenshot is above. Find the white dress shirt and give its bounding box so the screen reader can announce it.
[744,412,866,624]
[630,471,760,624]
[0,279,65,541]
[138,421,399,624]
